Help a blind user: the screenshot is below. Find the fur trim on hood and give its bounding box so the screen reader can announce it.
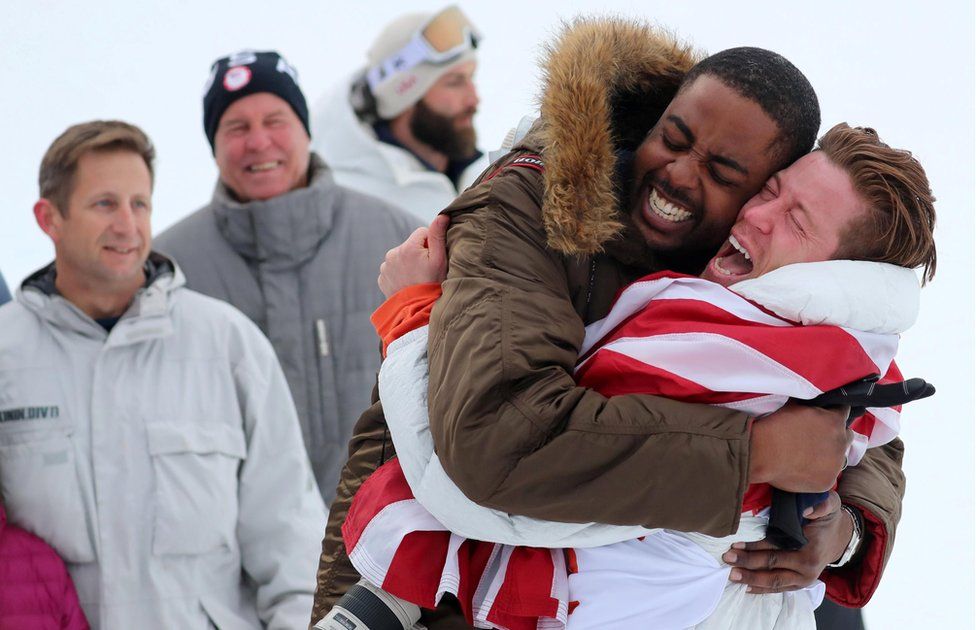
[528,17,700,255]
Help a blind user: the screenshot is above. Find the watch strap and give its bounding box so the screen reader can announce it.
[827,504,864,568]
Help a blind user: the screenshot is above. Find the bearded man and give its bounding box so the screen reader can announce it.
[311,5,487,223]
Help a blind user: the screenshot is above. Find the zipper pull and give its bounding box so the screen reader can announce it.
[315,319,330,357]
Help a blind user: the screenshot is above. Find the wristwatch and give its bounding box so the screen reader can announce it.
[827,504,864,568]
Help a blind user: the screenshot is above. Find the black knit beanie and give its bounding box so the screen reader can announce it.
[202,50,310,153]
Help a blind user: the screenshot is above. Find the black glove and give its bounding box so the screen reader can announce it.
[800,376,936,424]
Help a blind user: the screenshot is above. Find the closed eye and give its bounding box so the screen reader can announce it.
[708,165,734,187]
[662,134,687,152]
[789,210,805,233]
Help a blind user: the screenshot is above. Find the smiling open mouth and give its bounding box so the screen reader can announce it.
[648,188,692,223]
[712,234,754,277]
[246,161,281,173]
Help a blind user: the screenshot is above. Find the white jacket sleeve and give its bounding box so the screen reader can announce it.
[233,322,327,629]
[379,327,655,548]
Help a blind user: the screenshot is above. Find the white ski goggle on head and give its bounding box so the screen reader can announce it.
[366,5,480,90]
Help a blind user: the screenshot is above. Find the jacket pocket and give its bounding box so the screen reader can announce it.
[146,422,247,556]
[0,430,96,563]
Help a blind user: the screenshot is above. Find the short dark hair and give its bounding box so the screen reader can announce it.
[39,120,155,216]
[821,123,937,284]
[681,47,820,170]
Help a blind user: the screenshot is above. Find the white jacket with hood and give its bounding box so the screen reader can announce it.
[0,254,326,629]
[310,76,488,224]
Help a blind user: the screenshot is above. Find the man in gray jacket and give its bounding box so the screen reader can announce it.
[0,120,325,628]
[155,50,420,505]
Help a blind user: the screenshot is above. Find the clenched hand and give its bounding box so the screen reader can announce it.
[748,402,852,492]
[378,215,450,298]
[723,491,854,593]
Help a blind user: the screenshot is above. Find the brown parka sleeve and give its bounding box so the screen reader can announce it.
[426,168,753,538]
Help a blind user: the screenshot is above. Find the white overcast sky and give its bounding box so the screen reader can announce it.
[1,1,972,627]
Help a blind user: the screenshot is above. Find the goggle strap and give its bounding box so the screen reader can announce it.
[366,31,476,91]
[366,37,431,90]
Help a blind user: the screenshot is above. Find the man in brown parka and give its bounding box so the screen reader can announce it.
[312,18,905,627]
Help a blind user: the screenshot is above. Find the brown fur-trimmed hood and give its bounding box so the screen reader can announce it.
[522,17,700,255]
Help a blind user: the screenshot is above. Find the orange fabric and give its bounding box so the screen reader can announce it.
[370,283,443,357]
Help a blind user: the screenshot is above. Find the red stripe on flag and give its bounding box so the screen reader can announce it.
[850,414,877,439]
[881,362,903,384]
[488,547,562,630]
[565,548,578,574]
[342,458,414,552]
[456,540,496,624]
[383,530,452,608]
[742,483,774,515]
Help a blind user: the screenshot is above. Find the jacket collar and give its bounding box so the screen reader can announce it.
[518,18,700,259]
[731,261,921,334]
[211,152,338,268]
[18,252,182,345]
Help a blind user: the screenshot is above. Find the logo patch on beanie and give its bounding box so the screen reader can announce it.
[223,66,252,92]
[276,57,299,83]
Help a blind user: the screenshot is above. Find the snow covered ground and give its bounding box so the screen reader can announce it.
[1,1,971,627]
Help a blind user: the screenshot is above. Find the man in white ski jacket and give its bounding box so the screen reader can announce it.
[0,120,326,628]
[311,6,487,223]
[155,51,419,506]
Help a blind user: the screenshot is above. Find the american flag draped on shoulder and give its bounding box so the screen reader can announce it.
[343,271,904,630]
[576,272,902,492]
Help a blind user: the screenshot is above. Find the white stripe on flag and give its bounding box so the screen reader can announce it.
[581,276,791,356]
[545,549,570,629]
[864,406,901,447]
[582,332,824,401]
[435,533,467,606]
[715,394,791,417]
[847,432,870,467]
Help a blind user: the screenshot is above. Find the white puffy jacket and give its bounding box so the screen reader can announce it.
[0,255,326,629]
[310,76,487,224]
